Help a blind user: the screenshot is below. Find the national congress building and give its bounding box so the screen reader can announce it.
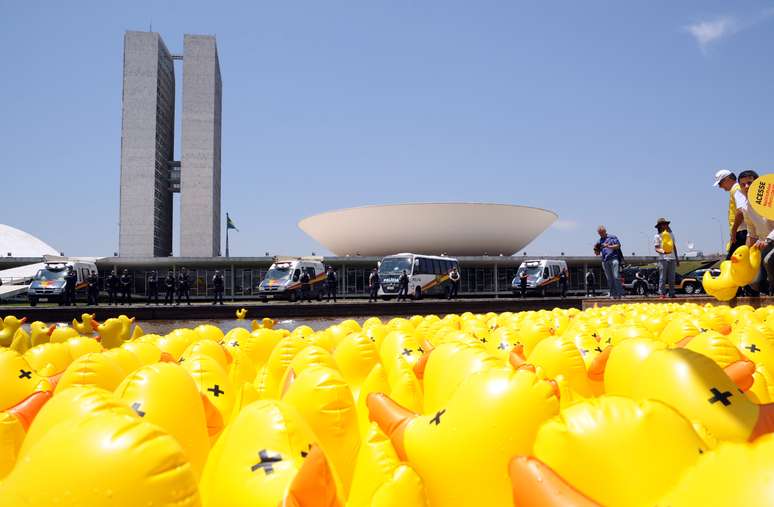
[119,31,222,257]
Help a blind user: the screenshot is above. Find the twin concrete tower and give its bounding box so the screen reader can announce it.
[119,32,222,257]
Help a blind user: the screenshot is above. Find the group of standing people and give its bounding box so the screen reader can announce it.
[102,268,193,306]
[716,169,774,295]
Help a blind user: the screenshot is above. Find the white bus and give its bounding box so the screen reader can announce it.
[377,253,460,300]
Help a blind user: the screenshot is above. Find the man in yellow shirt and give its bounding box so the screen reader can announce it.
[714,169,747,260]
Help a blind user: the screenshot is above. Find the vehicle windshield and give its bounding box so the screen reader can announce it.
[34,268,67,281]
[379,257,413,275]
[517,266,543,280]
[264,266,292,281]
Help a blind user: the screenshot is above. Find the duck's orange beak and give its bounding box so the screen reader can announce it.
[509,344,527,369]
[8,390,52,431]
[281,444,343,507]
[90,319,101,332]
[19,317,28,324]
[159,351,176,363]
[413,341,434,380]
[509,456,601,507]
[47,324,56,336]
[724,359,756,392]
[587,345,611,382]
[367,392,416,460]
[200,392,224,438]
[674,335,694,348]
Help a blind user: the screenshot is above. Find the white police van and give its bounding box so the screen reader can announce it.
[257,257,326,302]
[27,258,97,306]
[511,259,568,297]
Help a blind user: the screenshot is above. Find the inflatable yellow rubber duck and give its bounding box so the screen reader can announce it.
[49,325,79,344]
[0,411,25,479]
[703,260,739,301]
[368,367,559,506]
[72,313,96,336]
[92,318,130,349]
[251,317,275,330]
[29,321,56,347]
[200,399,340,507]
[0,316,27,347]
[236,307,247,320]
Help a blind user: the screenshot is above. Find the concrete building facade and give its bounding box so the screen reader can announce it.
[119,31,175,257]
[180,35,222,257]
[119,32,222,258]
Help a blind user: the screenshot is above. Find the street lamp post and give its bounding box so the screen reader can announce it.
[711,217,725,254]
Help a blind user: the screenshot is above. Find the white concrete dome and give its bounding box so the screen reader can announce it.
[298,203,558,256]
[0,224,59,258]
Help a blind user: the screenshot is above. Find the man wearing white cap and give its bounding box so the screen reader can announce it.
[714,170,747,260]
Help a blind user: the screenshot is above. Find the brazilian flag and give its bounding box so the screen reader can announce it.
[226,213,238,231]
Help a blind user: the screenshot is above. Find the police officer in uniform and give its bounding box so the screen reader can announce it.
[107,270,119,305]
[147,270,159,305]
[120,269,132,305]
[559,268,568,298]
[519,270,528,298]
[163,271,175,305]
[212,270,225,305]
[448,267,461,300]
[325,266,338,303]
[87,270,100,306]
[177,267,191,305]
[397,270,410,301]
[368,268,380,303]
[64,266,77,306]
[299,269,312,303]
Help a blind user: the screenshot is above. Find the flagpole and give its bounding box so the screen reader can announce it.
[226,213,230,258]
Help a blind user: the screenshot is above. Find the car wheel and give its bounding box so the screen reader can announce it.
[288,290,297,302]
[684,283,696,295]
[635,283,646,296]
[29,297,38,307]
[540,287,546,297]
[414,287,422,300]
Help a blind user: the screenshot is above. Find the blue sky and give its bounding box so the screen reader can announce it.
[2,1,773,258]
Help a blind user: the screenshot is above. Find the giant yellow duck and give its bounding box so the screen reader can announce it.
[0,316,27,347]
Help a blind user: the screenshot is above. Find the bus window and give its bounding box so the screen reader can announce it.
[441,260,449,273]
[419,258,430,275]
[433,259,442,274]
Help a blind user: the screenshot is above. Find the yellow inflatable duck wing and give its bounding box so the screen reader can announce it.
[282,366,360,496]
[368,367,559,506]
[54,352,127,394]
[251,317,275,330]
[0,411,201,507]
[523,396,707,507]
[49,325,79,344]
[348,422,428,507]
[116,363,211,480]
[9,327,30,354]
[72,313,96,336]
[729,244,761,286]
[0,316,27,347]
[658,436,774,506]
[20,385,137,457]
[0,411,26,480]
[702,260,739,301]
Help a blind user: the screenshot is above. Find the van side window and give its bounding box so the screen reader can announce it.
[306,267,315,277]
[293,269,300,281]
[551,265,560,277]
[543,267,550,279]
